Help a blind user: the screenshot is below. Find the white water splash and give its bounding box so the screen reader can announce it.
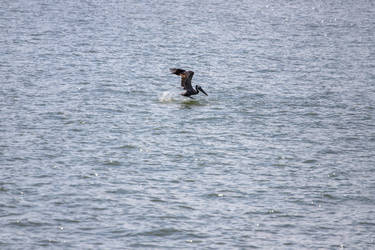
[159,91,176,102]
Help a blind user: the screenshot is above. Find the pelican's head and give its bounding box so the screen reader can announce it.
[196,85,208,96]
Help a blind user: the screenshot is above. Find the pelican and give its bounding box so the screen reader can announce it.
[170,68,208,98]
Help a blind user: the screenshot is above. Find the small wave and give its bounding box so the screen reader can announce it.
[135,228,181,237]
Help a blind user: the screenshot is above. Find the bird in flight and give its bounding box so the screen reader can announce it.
[170,68,208,98]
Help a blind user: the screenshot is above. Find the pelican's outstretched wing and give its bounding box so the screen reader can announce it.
[170,68,194,90]
[170,68,186,88]
[183,71,194,91]
[170,68,185,75]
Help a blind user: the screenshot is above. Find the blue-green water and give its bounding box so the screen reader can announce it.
[1,0,374,248]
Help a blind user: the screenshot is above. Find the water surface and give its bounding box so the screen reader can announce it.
[1,0,375,248]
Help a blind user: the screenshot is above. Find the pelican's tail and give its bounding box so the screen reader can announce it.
[170,68,185,75]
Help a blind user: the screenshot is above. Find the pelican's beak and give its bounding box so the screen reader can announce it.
[200,87,208,96]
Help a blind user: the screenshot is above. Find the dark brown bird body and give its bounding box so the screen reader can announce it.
[170,68,208,98]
